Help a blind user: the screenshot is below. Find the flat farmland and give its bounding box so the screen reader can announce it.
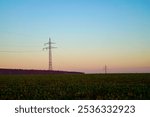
[0,74,150,100]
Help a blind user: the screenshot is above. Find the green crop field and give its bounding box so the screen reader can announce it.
[0,73,150,100]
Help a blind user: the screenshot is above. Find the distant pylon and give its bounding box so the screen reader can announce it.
[104,65,107,74]
[43,37,56,70]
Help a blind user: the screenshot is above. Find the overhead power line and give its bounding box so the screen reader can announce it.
[0,50,42,53]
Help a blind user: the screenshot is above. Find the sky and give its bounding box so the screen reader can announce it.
[0,0,150,73]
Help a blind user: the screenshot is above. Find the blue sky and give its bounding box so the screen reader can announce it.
[0,0,150,73]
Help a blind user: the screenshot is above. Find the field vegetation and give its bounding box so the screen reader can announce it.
[0,73,150,99]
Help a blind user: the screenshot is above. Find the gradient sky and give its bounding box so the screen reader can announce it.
[0,0,150,73]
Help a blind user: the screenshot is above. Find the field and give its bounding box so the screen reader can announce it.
[0,73,150,100]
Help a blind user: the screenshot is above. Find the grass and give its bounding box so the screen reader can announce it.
[0,73,150,100]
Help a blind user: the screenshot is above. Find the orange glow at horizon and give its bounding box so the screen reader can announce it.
[0,49,150,73]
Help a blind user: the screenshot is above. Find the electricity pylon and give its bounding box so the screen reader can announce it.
[104,65,107,74]
[43,37,56,70]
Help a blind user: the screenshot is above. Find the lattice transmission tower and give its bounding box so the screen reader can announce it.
[43,37,56,70]
[104,65,107,74]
